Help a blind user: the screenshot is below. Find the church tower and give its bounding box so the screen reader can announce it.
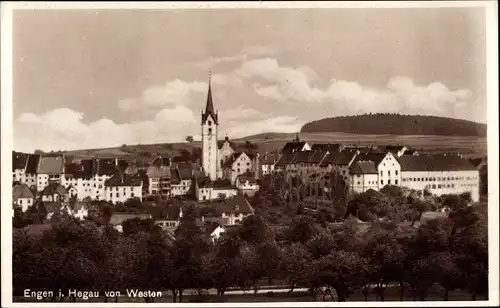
[201,73,219,181]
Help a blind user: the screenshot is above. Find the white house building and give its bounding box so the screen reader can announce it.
[236,175,260,197]
[104,173,143,204]
[398,155,480,202]
[353,152,402,190]
[196,177,238,201]
[36,155,65,192]
[349,161,379,193]
[13,183,35,213]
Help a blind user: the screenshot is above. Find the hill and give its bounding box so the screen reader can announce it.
[300,114,487,137]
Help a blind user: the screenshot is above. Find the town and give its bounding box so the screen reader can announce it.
[12,78,489,303]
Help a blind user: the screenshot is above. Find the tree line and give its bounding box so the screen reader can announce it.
[13,190,487,303]
[301,114,487,137]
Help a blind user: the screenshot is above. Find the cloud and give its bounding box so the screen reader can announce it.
[118,79,207,111]
[222,105,262,121]
[14,106,198,152]
[192,45,278,69]
[236,58,474,119]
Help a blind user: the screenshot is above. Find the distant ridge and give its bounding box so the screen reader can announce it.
[301,114,486,137]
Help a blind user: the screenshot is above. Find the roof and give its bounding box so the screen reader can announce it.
[222,152,249,168]
[261,153,280,165]
[322,151,357,166]
[217,137,235,149]
[351,161,378,174]
[105,173,142,187]
[170,167,181,184]
[152,156,171,167]
[98,159,119,176]
[275,153,294,167]
[201,79,218,125]
[398,155,477,172]
[237,175,258,185]
[42,201,62,214]
[469,158,487,168]
[311,143,342,152]
[353,153,388,167]
[147,166,171,178]
[177,163,194,180]
[13,152,29,171]
[41,183,67,196]
[37,155,64,175]
[290,151,314,164]
[308,150,329,164]
[69,201,87,211]
[13,184,34,200]
[281,141,308,154]
[209,194,255,215]
[109,212,152,225]
[25,154,41,174]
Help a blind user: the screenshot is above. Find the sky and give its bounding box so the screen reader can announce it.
[12,7,487,153]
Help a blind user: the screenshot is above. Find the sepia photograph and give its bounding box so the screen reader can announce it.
[1,1,498,307]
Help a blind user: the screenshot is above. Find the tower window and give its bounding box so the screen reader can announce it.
[208,128,212,134]
[208,121,212,126]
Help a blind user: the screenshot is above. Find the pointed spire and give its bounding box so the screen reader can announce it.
[202,70,218,124]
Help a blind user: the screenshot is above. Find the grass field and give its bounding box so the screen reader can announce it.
[62,132,487,160]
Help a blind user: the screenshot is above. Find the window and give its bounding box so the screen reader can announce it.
[438,184,442,189]
[432,184,436,189]
[110,193,112,198]
[395,180,398,185]
[116,193,119,197]
[381,180,384,185]
[208,128,212,134]
[388,180,391,185]
[131,193,134,197]
[208,120,212,126]
[380,171,383,176]
[388,171,391,176]
[357,181,360,185]
[395,170,398,175]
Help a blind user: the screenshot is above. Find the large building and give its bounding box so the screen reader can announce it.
[200,75,258,185]
[398,155,480,202]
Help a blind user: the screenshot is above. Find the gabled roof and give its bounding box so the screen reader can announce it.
[351,161,378,174]
[170,167,181,184]
[98,159,118,176]
[157,204,182,221]
[398,155,477,172]
[275,153,294,167]
[177,162,194,180]
[147,165,171,178]
[105,173,142,187]
[469,158,487,169]
[37,155,64,175]
[217,137,235,150]
[261,153,280,165]
[210,194,255,215]
[13,184,34,200]
[152,156,171,167]
[13,152,29,171]
[308,150,330,164]
[25,154,41,174]
[223,152,249,168]
[353,153,388,167]
[281,141,308,154]
[311,143,342,153]
[290,151,314,164]
[41,183,67,196]
[237,175,258,185]
[109,212,152,225]
[322,151,357,166]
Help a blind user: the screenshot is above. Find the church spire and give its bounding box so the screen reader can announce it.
[202,70,218,124]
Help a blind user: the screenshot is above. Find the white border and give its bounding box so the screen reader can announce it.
[1,1,498,307]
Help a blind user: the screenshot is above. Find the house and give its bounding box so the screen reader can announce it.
[12,152,29,184]
[13,183,35,213]
[68,201,89,220]
[170,163,194,197]
[109,212,152,233]
[311,143,343,153]
[204,222,227,242]
[280,134,311,155]
[204,194,255,226]
[66,185,78,200]
[37,154,65,192]
[41,183,67,202]
[222,151,255,185]
[235,175,260,197]
[398,155,480,202]
[104,172,143,204]
[154,204,183,230]
[353,152,402,190]
[146,165,171,196]
[349,161,379,193]
[196,177,238,201]
[260,152,280,176]
[151,155,171,167]
[24,154,40,189]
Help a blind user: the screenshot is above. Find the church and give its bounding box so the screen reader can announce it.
[200,75,260,185]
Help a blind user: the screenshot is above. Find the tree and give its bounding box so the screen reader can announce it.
[185,136,194,143]
[284,215,318,244]
[281,242,311,294]
[238,215,269,245]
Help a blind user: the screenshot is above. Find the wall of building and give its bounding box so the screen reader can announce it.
[401,170,480,202]
[104,185,142,204]
[202,114,218,181]
[350,173,379,193]
[377,153,402,189]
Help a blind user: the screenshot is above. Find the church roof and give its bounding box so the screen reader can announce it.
[201,76,218,125]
